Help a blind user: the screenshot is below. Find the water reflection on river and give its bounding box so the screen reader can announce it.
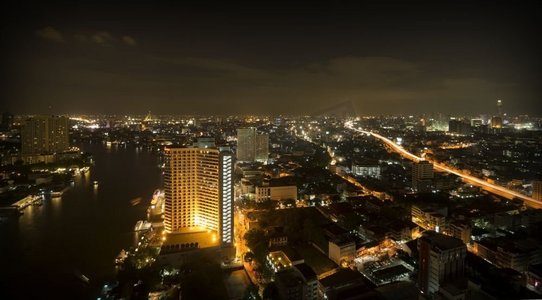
[0,143,161,299]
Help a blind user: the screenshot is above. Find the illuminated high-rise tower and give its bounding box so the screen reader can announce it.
[255,133,269,161]
[163,146,233,247]
[497,99,503,116]
[237,127,269,162]
[21,115,69,154]
[237,128,256,161]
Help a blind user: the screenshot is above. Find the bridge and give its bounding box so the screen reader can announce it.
[345,122,542,209]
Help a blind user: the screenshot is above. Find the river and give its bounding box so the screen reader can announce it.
[0,143,162,299]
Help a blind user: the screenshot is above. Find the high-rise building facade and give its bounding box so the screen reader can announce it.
[448,119,472,135]
[236,127,269,162]
[21,115,70,154]
[255,133,269,161]
[533,180,542,202]
[0,112,13,131]
[412,160,434,192]
[237,128,256,161]
[418,231,466,295]
[163,147,233,246]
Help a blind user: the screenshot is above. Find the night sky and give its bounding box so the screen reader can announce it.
[1,1,540,116]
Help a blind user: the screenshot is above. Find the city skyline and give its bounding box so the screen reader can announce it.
[1,2,541,116]
[2,2,542,299]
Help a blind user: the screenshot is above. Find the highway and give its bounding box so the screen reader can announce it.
[345,122,542,209]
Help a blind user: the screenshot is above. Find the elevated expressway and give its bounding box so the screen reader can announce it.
[345,122,542,209]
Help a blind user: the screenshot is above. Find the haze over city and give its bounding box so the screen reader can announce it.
[2,2,542,300]
[1,1,540,115]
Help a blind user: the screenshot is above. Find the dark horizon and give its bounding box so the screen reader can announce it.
[1,1,540,116]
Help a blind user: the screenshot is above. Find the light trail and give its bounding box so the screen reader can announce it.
[345,122,542,209]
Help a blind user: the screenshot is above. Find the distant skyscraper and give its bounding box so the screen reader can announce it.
[236,128,269,162]
[21,115,69,154]
[163,146,233,246]
[412,160,434,192]
[497,99,503,116]
[533,180,542,202]
[448,119,472,135]
[237,128,256,161]
[0,112,13,131]
[255,133,269,161]
[418,231,466,295]
[491,116,503,129]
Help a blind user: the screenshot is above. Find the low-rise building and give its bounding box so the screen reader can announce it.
[474,237,542,272]
[411,205,447,232]
[329,237,356,266]
[448,222,471,245]
[268,227,288,248]
[275,263,320,300]
[318,268,377,300]
[255,178,297,202]
[351,160,381,179]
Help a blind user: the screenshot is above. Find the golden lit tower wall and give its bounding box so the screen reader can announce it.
[163,147,234,246]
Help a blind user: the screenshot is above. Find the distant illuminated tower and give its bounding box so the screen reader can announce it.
[237,128,269,162]
[237,128,256,161]
[21,115,70,154]
[255,133,269,162]
[491,116,503,129]
[163,146,233,246]
[497,99,503,116]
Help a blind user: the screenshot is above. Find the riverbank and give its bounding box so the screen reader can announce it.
[0,143,162,299]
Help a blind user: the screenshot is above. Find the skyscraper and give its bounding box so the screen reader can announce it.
[236,128,256,161]
[236,127,269,162]
[255,133,269,161]
[163,146,233,247]
[21,115,70,154]
[418,231,466,295]
[533,180,542,202]
[412,160,434,192]
[0,112,13,131]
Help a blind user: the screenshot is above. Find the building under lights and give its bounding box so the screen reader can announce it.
[21,115,70,154]
[236,127,269,162]
[412,160,434,192]
[161,143,234,260]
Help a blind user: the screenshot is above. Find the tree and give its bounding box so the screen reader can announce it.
[244,229,267,258]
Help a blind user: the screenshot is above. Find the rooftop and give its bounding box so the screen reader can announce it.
[275,268,304,288]
[268,251,293,272]
[420,231,465,251]
[295,263,317,281]
[319,268,364,289]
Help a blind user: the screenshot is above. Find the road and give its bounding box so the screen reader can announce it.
[345,122,542,209]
